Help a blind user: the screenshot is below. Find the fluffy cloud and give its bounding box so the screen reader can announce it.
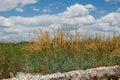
[62,3,89,17]
[0,0,38,12]
[105,0,120,3]
[87,12,120,33]
[99,12,120,27]
[0,17,13,27]
[32,7,39,11]
[42,9,51,12]
[0,3,120,41]
[85,4,96,11]
[15,8,24,12]
[117,8,120,13]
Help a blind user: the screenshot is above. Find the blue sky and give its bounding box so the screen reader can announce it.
[0,0,120,41]
[0,0,119,18]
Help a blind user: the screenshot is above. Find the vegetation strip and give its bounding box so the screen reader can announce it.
[0,31,120,79]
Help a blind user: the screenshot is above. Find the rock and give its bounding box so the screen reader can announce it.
[3,66,120,80]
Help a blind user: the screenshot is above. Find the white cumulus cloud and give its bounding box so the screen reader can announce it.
[31,7,39,11]
[85,4,96,11]
[15,8,24,12]
[117,8,120,13]
[105,0,120,3]
[62,3,89,17]
[0,3,120,41]
[99,12,120,27]
[0,17,13,27]
[0,0,38,12]
[42,9,51,12]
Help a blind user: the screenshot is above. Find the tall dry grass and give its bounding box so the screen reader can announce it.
[27,31,120,56]
[26,30,120,70]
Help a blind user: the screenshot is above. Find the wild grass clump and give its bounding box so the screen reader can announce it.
[27,31,120,70]
[0,31,120,79]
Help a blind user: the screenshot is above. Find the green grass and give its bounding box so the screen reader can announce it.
[0,31,120,79]
[0,42,29,78]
